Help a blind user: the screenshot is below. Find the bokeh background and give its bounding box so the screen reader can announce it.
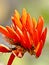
[0,0,49,65]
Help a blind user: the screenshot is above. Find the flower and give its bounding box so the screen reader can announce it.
[0,8,47,65]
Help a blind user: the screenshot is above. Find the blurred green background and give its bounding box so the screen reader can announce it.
[0,0,49,65]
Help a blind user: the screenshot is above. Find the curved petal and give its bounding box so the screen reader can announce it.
[21,8,27,25]
[14,10,20,20]
[32,29,39,47]
[32,17,37,28]
[7,53,15,65]
[0,25,11,38]
[12,11,22,30]
[26,31,33,48]
[0,44,11,53]
[16,25,27,48]
[41,27,47,46]
[26,13,34,34]
[34,40,43,57]
[22,26,32,49]
[6,26,20,42]
[36,16,44,38]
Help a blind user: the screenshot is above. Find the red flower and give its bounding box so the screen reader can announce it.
[0,8,47,65]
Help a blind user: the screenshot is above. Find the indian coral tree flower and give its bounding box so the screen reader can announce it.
[0,8,47,65]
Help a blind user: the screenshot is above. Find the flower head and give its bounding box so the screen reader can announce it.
[0,8,47,65]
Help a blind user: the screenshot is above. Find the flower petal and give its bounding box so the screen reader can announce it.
[14,10,20,20]
[0,44,11,53]
[7,53,15,65]
[16,25,27,48]
[41,27,47,46]
[32,29,39,47]
[26,13,34,34]
[6,26,21,42]
[36,16,44,37]
[12,10,22,30]
[26,31,33,48]
[22,25,33,48]
[0,25,12,38]
[32,17,37,28]
[21,8,27,25]
[34,40,43,57]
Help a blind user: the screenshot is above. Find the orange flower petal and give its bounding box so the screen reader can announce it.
[32,29,39,47]
[12,10,22,30]
[26,31,33,48]
[22,26,32,48]
[32,17,37,28]
[26,13,34,34]
[14,10,20,20]
[12,16,22,30]
[21,8,27,25]
[36,16,44,37]
[41,27,47,46]
[34,40,43,57]
[6,26,20,42]
[0,25,8,34]
[22,25,31,48]
[11,17,16,27]
[16,25,27,48]
[0,25,12,38]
